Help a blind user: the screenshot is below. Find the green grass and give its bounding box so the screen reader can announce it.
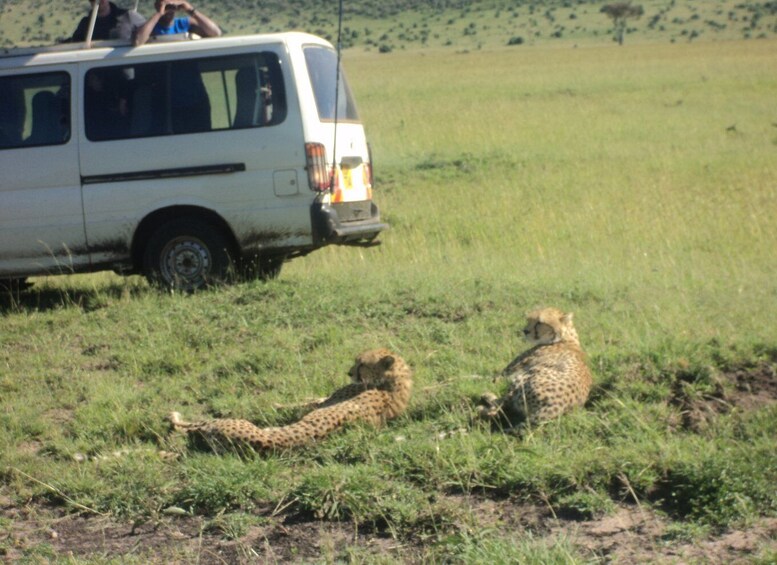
[2,0,777,48]
[2,30,777,561]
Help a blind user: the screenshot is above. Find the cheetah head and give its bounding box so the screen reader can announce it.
[348,348,411,390]
[523,307,580,346]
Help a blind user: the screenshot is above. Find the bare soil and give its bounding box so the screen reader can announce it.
[2,364,775,563]
[3,498,776,563]
[669,361,777,433]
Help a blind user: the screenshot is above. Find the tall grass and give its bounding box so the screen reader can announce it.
[293,40,777,352]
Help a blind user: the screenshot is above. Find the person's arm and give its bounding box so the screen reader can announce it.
[68,17,89,43]
[133,0,168,46]
[179,1,221,38]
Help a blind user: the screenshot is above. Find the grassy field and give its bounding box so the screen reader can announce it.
[2,0,777,49]
[2,29,777,564]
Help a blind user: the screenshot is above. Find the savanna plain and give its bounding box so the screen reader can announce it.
[2,6,777,563]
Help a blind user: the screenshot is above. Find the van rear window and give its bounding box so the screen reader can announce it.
[84,52,286,142]
[0,72,70,150]
[303,45,359,122]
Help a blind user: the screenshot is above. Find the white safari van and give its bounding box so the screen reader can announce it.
[0,32,386,290]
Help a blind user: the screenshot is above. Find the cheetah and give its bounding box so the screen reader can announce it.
[479,307,592,428]
[168,348,412,451]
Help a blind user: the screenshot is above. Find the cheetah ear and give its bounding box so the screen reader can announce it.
[380,355,396,369]
[561,311,574,323]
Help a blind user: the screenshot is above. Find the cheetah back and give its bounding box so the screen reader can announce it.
[482,307,593,426]
[504,342,592,423]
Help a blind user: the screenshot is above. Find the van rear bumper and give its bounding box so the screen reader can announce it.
[311,201,388,246]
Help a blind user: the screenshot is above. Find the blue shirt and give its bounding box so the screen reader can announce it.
[153,17,190,36]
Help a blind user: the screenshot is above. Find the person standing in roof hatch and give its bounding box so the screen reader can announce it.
[69,0,145,42]
[133,0,221,46]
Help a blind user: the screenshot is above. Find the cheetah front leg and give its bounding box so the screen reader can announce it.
[477,392,528,436]
[477,392,506,419]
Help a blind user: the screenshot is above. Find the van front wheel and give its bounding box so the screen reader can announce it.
[143,220,234,291]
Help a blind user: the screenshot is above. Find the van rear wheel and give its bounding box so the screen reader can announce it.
[143,219,234,291]
[0,278,33,293]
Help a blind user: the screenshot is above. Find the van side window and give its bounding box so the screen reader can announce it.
[0,72,70,150]
[303,45,359,122]
[84,52,286,142]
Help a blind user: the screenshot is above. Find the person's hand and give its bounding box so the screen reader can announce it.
[178,1,194,11]
[158,0,183,14]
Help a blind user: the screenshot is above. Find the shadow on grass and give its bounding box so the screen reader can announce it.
[0,281,150,314]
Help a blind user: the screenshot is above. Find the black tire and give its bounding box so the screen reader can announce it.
[142,219,235,291]
[238,254,284,282]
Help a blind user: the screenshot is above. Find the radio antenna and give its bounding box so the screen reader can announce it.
[84,0,100,48]
[329,0,345,192]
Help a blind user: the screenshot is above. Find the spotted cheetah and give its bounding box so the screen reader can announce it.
[479,307,592,427]
[168,349,412,451]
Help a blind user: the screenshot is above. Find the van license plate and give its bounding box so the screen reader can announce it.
[334,201,371,222]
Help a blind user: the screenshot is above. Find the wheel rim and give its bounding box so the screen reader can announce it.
[159,236,211,289]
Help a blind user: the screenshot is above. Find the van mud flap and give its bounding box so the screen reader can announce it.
[311,202,388,246]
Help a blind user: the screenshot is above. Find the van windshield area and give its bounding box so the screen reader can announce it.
[0,72,70,150]
[303,45,359,123]
[84,52,286,142]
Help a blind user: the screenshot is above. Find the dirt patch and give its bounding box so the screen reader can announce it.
[728,362,777,412]
[669,362,777,432]
[439,495,777,563]
[568,507,777,563]
[0,504,418,563]
[3,498,776,563]
[1,504,218,563]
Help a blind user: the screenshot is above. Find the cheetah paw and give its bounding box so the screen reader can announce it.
[477,405,501,420]
[479,392,499,407]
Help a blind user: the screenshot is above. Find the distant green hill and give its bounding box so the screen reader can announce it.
[2,0,776,49]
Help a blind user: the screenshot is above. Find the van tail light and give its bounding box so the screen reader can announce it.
[366,143,374,187]
[331,167,343,203]
[305,143,330,192]
[362,163,373,200]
